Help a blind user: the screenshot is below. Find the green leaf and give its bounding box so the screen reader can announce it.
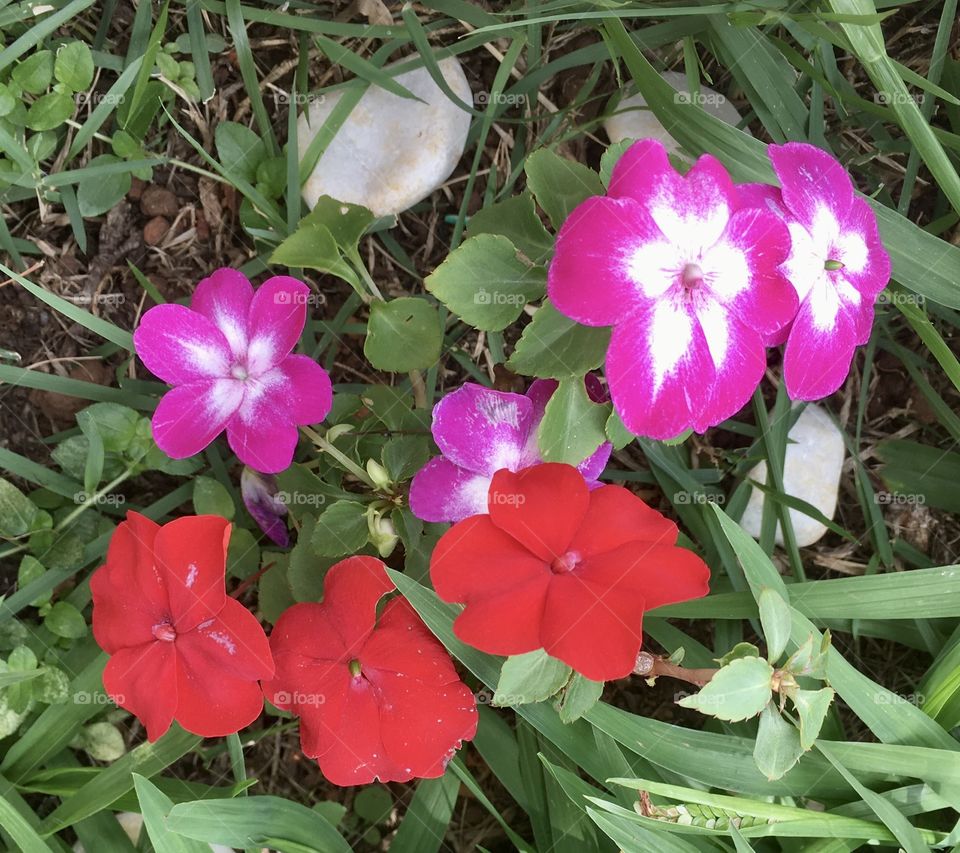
[12,50,53,94]
[81,403,141,453]
[33,667,69,704]
[165,796,352,853]
[599,139,634,188]
[214,120,266,184]
[0,477,38,538]
[758,587,791,663]
[717,642,762,667]
[381,436,431,483]
[43,601,88,639]
[464,191,554,264]
[0,82,16,116]
[753,702,804,781]
[493,649,571,706]
[25,92,74,131]
[306,195,375,246]
[75,721,126,761]
[783,634,828,679]
[389,772,460,853]
[311,500,369,557]
[524,148,605,230]
[556,673,604,724]
[506,301,610,378]
[54,42,94,92]
[792,687,834,750]
[425,234,546,332]
[76,154,131,217]
[192,476,235,519]
[269,221,357,284]
[133,774,210,853]
[0,790,55,853]
[364,297,442,372]
[677,656,773,722]
[226,526,259,579]
[604,409,634,450]
[536,376,608,465]
[17,556,50,607]
[353,786,393,825]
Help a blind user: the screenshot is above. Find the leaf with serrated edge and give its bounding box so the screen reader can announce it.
[677,656,773,722]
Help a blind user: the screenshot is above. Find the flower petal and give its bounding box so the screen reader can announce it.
[783,281,859,400]
[134,304,233,385]
[320,557,395,656]
[548,195,664,325]
[452,578,550,655]
[487,464,589,561]
[226,381,299,474]
[151,379,243,459]
[409,457,491,523]
[178,597,273,681]
[191,268,254,360]
[770,142,856,237]
[91,512,165,653]
[102,642,177,742]
[174,666,267,738]
[270,354,333,425]
[246,277,310,376]
[835,196,890,299]
[155,515,230,632]
[577,441,611,483]
[568,484,677,559]
[430,384,536,476]
[605,302,715,440]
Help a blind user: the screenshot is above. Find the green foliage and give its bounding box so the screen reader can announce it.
[364,296,442,371]
[677,656,774,722]
[494,650,572,707]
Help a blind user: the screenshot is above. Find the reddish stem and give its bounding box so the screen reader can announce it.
[634,652,718,687]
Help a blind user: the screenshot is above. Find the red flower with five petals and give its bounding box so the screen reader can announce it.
[91,512,274,741]
[263,556,478,786]
[430,463,710,681]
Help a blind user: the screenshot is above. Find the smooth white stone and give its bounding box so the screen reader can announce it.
[297,56,471,216]
[604,71,747,155]
[740,404,845,548]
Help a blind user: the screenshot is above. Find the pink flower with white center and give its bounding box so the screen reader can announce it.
[408,378,611,523]
[548,139,797,440]
[767,142,891,399]
[134,268,333,473]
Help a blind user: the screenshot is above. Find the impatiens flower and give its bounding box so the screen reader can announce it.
[430,463,710,681]
[548,138,797,440]
[409,378,611,523]
[767,142,891,399]
[134,268,333,473]
[264,556,477,786]
[91,512,274,741]
[240,467,289,547]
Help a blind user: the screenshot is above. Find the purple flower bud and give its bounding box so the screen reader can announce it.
[241,467,289,547]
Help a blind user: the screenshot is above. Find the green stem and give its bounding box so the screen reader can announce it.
[300,426,376,488]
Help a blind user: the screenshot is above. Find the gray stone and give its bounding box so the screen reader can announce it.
[297,56,471,216]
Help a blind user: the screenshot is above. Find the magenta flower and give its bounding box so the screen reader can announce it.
[240,467,289,547]
[409,379,611,523]
[134,268,333,473]
[768,142,891,399]
[548,139,796,440]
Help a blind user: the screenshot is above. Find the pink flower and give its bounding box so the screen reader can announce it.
[767,143,891,399]
[409,379,611,523]
[134,269,333,473]
[548,139,796,440]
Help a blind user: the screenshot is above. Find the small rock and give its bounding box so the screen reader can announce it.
[140,185,179,218]
[297,55,471,216]
[143,216,170,246]
[127,177,145,200]
[740,404,845,548]
[604,71,747,156]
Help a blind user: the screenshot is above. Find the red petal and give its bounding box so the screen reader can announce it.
[269,602,347,664]
[374,671,477,779]
[102,642,177,742]
[91,513,166,653]
[177,597,274,682]
[317,557,395,656]
[269,662,349,757]
[568,485,678,559]
[361,598,459,684]
[453,578,549,656]
[155,516,230,632]
[174,665,266,738]
[487,464,589,561]
[431,514,547,604]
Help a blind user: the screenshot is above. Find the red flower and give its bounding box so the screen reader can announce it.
[263,556,478,786]
[431,463,710,681]
[91,512,274,741]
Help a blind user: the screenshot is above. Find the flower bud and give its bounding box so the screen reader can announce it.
[240,467,289,547]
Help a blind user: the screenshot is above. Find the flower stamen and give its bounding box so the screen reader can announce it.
[152,621,177,642]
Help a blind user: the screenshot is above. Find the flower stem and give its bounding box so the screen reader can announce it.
[634,652,718,687]
[300,425,376,488]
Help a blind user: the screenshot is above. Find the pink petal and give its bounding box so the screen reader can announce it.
[605,303,715,440]
[268,355,333,425]
[134,304,232,385]
[783,281,859,400]
[151,379,244,459]
[191,268,254,360]
[578,441,611,482]
[246,276,310,377]
[834,196,891,299]
[408,457,490,523]
[769,142,854,236]
[431,384,537,476]
[102,642,177,742]
[227,414,299,474]
[548,196,664,326]
[735,182,786,214]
